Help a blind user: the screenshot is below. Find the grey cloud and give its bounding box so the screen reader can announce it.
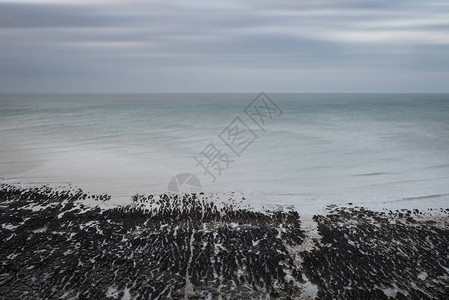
[0,0,448,92]
[0,3,125,28]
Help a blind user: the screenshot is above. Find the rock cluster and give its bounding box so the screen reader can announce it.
[0,185,304,299]
[1,184,448,299]
[303,207,449,299]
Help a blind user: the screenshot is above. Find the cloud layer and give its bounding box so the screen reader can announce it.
[1,0,448,92]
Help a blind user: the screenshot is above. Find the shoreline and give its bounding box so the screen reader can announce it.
[1,183,448,299]
[2,179,448,223]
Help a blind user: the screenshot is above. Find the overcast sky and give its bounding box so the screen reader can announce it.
[1,0,448,93]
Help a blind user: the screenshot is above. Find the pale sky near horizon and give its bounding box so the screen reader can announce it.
[1,0,448,93]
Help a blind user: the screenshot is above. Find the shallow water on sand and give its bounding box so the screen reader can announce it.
[1,93,448,207]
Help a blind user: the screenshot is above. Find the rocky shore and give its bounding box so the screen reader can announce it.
[0,184,448,299]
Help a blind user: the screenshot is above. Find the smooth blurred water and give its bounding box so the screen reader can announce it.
[1,93,448,205]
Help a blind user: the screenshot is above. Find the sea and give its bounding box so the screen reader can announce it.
[1,93,448,211]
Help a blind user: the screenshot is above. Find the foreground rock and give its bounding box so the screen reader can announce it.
[0,184,448,299]
[0,184,304,299]
[303,207,449,299]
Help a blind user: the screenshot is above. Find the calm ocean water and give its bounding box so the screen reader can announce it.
[1,93,448,207]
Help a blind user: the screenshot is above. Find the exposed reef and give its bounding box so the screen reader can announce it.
[0,184,448,299]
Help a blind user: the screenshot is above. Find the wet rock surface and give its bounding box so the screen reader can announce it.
[1,183,448,299]
[303,207,449,299]
[0,184,304,299]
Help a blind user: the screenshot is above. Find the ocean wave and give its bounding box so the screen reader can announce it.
[402,193,449,201]
[425,163,449,170]
[353,172,391,177]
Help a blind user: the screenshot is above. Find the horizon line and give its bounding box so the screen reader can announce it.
[2,92,449,95]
